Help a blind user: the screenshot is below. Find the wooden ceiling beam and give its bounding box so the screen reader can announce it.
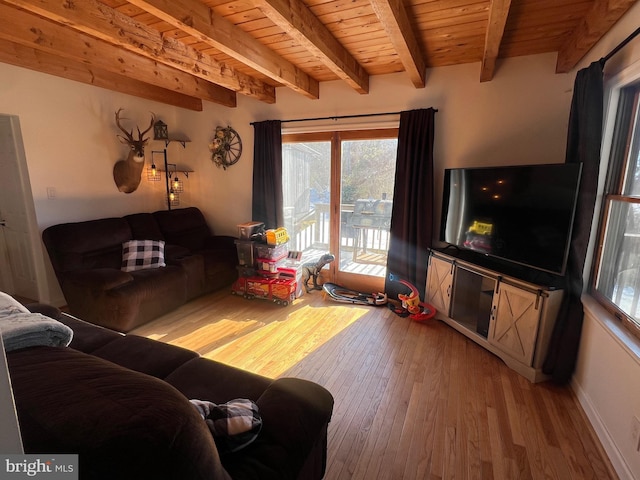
[0,39,203,111]
[480,0,512,82]
[126,0,319,100]
[1,0,270,104]
[556,0,639,73]
[369,0,427,88]
[0,4,236,107]
[255,0,369,94]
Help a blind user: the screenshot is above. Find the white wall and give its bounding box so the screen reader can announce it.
[180,51,575,235]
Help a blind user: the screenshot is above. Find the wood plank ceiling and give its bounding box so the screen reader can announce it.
[0,0,637,111]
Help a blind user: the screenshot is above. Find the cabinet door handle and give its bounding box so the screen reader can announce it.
[535,289,542,310]
[446,285,451,298]
[491,305,496,321]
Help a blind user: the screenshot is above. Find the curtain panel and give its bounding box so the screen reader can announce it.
[543,60,604,384]
[385,108,436,300]
[252,120,284,229]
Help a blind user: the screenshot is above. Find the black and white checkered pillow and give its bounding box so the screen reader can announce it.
[190,398,263,454]
[121,240,166,272]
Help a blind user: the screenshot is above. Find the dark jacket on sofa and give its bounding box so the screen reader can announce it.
[42,207,238,332]
[7,306,334,480]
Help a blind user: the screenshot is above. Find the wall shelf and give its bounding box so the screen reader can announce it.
[163,135,190,148]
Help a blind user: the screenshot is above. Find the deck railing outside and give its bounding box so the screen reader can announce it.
[284,203,390,276]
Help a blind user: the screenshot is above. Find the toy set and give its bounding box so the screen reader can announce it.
[321,273,435,323]
[231,223,300,306]
[322,283,387,306]
[386,274,436,322]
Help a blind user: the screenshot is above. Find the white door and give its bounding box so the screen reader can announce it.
[0,115,39,300]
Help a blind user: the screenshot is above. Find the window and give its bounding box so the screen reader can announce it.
[282,129,398,291]
[592,83,640,339]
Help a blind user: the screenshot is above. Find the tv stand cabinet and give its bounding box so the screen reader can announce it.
[425,250,563,382]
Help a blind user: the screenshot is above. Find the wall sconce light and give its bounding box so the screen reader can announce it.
[149,121,192,210]
[151,151,191,210]
[169,188,179,206]
[172,174,184,193]
[147,162,161,181]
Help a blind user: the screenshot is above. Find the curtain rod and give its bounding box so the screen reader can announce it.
[250,108,438,126]
[602,26,640,64]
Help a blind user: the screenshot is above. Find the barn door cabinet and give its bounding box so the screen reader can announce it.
[425,250,563,382]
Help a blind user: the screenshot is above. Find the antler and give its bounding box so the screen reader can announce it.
[137,114,155,141]
[115,109,155,147]
[115,108,135,144]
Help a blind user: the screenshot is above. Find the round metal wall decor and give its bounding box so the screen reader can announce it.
[209,126,242,170]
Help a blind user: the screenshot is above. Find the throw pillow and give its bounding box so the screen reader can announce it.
[190,398,263,454]
[121,240,166,272]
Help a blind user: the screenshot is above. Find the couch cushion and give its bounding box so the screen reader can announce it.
[124,212,165,240]
[91,335,198,379]
[165,357,272,404]
[121,239,166,272]
[42,218,132,273]
[8,346,231,480]
[153,207,213,252]
[60,313,124,353]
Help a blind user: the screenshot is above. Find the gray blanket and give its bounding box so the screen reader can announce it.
[0,295,73,352]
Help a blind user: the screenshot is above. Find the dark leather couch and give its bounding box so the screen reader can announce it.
[42,207,238,332]
[8,306,333,480]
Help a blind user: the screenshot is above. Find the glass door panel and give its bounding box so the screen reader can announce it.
[282,140,332,265]
[338,137,397,288]
[282,130,398,293]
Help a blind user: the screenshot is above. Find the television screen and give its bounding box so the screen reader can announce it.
[440,163,582,275]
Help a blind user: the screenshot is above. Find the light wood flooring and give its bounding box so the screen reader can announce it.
[131,289,617,480]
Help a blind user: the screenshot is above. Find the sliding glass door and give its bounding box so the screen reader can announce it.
[282,129,398,292]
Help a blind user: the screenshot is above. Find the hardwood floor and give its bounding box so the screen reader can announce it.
[131,289,617,480]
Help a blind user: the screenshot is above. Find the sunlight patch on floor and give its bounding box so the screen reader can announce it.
[202,302,369,377]
[165,318,266,352]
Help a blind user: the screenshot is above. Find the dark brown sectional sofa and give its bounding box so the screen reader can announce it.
[42,207,238,332]
[7,304,333,479]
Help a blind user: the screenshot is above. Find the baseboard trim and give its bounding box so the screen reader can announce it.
[572,379,635,480]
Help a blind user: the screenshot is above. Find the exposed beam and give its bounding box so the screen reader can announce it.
[256,0,369,94]
[0,39,203,111]
[2,0,272,104]
[369,0,426,88]
[0,3,236,107]
[126,0,319,100]
[556,0,638,73]
[480,0,512,82]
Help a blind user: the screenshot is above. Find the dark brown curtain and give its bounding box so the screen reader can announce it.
[384,108,436,300]
[252,120,284,229]
[543,60,604,384]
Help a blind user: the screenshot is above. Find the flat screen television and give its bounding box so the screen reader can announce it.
[440,163,582,276]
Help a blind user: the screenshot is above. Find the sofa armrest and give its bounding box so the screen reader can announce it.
[253,378,333,477]
[204,235,237,251]
[64,268,133,291]
[25,303,62,320]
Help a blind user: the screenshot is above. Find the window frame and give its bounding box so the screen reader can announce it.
[590,82,640,341]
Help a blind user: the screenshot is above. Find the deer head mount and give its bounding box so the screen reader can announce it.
[113,108,154,194]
